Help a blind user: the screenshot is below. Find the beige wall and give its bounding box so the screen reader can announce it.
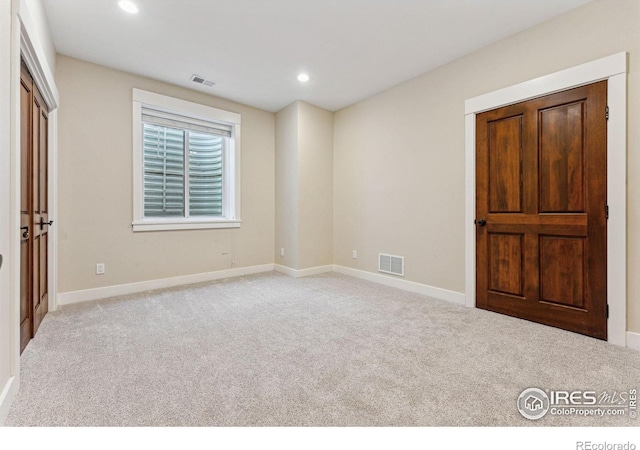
[298,102,333,269]
[333,0,640,331]
[56,55,275,293]
[275,102,299,269]
[275,101,333,270]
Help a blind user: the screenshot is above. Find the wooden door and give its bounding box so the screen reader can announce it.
[475,81,607,340]
[19,63,33,353]
[19,61,50,353]
[32,80,49,335]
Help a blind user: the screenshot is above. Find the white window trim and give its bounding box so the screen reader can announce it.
[132,89,241,232]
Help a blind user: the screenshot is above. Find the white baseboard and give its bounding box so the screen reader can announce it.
[274,264,333,278]
[0,375,18,426]
[627,332,640,351]
[274,264,297,277]
[333,265,466,306]
[58,264,275,306]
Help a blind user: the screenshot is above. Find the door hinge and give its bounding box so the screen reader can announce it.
[606,106,609,120]
[606,304,609,318]
[606,205,609,220]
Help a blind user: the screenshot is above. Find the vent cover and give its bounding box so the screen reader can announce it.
[190,74,215,87]
[379,253,404,277]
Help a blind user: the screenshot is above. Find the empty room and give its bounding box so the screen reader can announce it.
[1,0,639,439]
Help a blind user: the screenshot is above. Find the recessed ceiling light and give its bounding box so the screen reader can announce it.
[118,0,139,14]
[297,73,310,83]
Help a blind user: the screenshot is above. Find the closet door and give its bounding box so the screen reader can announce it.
[19,61,50,353]
[475,81,607,339]
[32,85,49,335]
[19,62,33,354]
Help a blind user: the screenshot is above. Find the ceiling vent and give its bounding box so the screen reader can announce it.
[190,74,215,87]
[379,253,404,277]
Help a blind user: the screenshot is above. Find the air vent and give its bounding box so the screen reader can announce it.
[379,253,404,277]
[190,74,215,87]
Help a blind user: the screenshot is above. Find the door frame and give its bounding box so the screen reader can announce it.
[19,4,59,314]
[6,0,59,406]
[464,52,627,347]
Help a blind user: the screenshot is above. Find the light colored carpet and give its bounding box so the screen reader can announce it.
[5,272,639,426]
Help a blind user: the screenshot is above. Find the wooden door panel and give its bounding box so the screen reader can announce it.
[489,115,523,213]
[31,89,48,334]
[19,66,33,354]
[488,233,524,296]
[40,233,48,299]
[539,236,585,308]
[539,102,585,213]
[476,81,607,340]
[41,106,49,322]
[20,84,31,214]
[32,92,41,333]
[32,95,40,214]
[32,236,40,326]
[40,108,48,211]
[19,244,29,324]
[19,239,30,353]
[38,228,49,327]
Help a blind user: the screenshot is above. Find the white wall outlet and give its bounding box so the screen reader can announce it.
[96,263,105,275]
[352,250,358,259]
[280,248,285,257]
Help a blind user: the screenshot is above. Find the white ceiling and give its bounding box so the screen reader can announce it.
[42,0,593,112]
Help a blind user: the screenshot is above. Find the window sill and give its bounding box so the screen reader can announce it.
[132,219,241,232]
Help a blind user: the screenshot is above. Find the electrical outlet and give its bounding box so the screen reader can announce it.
[96,263,105,275]
[352,250,358,259]
[280,248,285,257]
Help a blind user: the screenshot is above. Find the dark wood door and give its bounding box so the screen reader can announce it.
[32,81,49,335]
[19,63,33,354]
[475,81,607,340]
[19,61,50,353]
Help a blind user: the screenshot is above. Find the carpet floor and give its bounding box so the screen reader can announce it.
[5,272,640,426]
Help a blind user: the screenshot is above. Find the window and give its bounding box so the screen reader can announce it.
[132,89,241,231]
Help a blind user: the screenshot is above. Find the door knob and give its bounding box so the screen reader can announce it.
[476,219,487,227]
[39,218,53,230]
[21,226,29,239]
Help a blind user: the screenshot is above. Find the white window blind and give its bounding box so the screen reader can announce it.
[188,131,223,216]
[142,122,224,218]
[143,124,185,217]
